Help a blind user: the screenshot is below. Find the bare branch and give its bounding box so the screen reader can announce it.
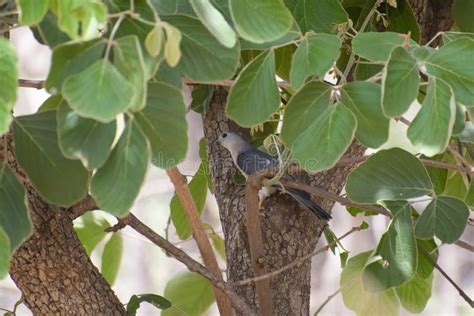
[313,288,342,315]
[453,240,474,253]
[18,79,44,89]
[166,168,233,315]
[67,195,98,219]
[244,174,274,316]
[234,226,361,286]
[121,213,257,316]
[418,241,474,308]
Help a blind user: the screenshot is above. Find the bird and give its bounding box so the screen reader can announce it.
[218,132,331,221]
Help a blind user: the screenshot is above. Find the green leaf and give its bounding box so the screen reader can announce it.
[290,33,342,89]
[127,294,172,315]
[396,273,433,313]
[453,103,466,135]
[452,0,474,32]
[442,32,474,44]
[31,11,70,48]
[240,22,301,50]
[407,79,455,156]
[13,111,89,206]
[340,251,400,316]
[101,232,123,285]
[162,15,240,83]
[362,201,417,292]
[425,37,474,106]
[458,121,474,142]
[415,196,470,244]
[292,102,356,173]
[114,35,147,112]
[209,233,226,260]
[199,138,214,193]
[341,82,389,148]
[190,0,237,48]
[382,46,420,118]
[38,94,63,112]
[57,0,107,40]
[154,62,183,89]
[280,81,330,146]
[45,39,105,93]
[465,181,474,207]
[136,82,188,168]
[275,45,295,81]
[226,50,280,127]
[352,32,416,62]
[170,164,208,240]
[230,0,293,43]
[0,228,10,279]
[57,101,116,170]
[423,154,448,195]
[444,171,468,199]
[18,0,49,25]
[149,0,194,15]
[74,213,110,256]
[0,165,32,263]
[63,60,135,123]
[162,272,215,316]
[355,61,383,81]
[286,0,349,34]
[191,85,214,113]
[91,119,150,216]
[417,239,438,279]
[385,0,421,43]
[0,38,18,135]
[346,148,432,204]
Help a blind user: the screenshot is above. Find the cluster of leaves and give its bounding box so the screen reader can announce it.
[0,0,473,314]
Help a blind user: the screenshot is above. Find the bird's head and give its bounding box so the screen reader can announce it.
[217,132,249,157]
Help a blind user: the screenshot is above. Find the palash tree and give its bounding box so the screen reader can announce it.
[0,0,473,315]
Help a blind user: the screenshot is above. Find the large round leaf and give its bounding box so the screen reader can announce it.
[13,111,89,206]
[346,148,432,203]
[415,196,470,244]
[340,82,389,148]
[62,60,135,122]
[407,79,455,157]
[17,0,49,25]
[363,201,417,292]
[135,82,188,169]
[91,119,150,216]
[162,15,240,83]
[281,81,332,146]
[292,102,356,173]
[382,46,420,118]
[425,37,474,106]
[352,32,417,62]
[226,50,280,127]
[285,0,349,34]
[396,273,433,313]
[57,101,116,170]
[230,0,293,43]
[290,33,342,89]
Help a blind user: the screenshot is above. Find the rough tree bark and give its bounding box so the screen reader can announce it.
[4,133,126,315]
[5,0,454,314]
[203,89,364,315]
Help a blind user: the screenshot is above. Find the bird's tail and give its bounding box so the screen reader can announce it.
[281,186,331,221]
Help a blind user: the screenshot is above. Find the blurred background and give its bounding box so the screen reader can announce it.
[0,27,472,316]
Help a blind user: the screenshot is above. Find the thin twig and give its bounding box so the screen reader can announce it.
[418,241,474,308]
[167,168,233,316]
[313,288,342,315]
[18,79,44,89]
[453,240,474,252]
[234,226,361,286]
[119,213,257,316]
[244,174,274,316]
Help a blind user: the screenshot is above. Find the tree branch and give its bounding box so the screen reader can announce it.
[114,213,257,316]
[313,288,342,315]
[18,79,44,89]
[244,174,274,316]
[234,226,361,286]
[166,168,233,315]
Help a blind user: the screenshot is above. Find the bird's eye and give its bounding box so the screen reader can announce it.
[222,133,227,138]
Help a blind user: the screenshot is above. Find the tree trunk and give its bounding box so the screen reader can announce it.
[203,89,365,315]
[409,0,454,45]
[4,135,126,315]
